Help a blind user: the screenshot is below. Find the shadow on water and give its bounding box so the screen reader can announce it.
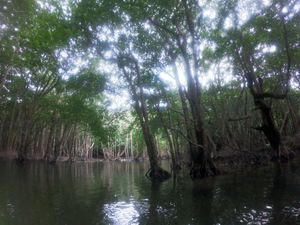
[146,182,161,225]
[192,178,217,225]
[0,159,299,225]
[268,162,300,225]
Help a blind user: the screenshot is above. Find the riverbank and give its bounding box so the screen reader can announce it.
[1,132,299,178]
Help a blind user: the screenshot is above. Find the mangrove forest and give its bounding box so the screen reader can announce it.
[0,0,300,224]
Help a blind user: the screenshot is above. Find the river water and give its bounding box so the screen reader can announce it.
[0,159,299,225]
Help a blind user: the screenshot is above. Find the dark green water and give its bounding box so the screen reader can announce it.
[0,159,299,225]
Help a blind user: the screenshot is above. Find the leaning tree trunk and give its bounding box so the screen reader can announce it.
[245,72,289,161]
[240,16,292,161]
[155,103,180,172]
[135,77,170,181]
[254,98,281,158]
[118,54,171,181]
[139,119,170,181]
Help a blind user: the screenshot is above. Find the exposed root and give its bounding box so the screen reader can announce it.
[145,166,171,182]
[15,156,25,165]
[189,160,220,179]
[171,163,182,172]
[270,146,295,163]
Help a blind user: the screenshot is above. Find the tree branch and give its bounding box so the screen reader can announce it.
[228,115,251,122]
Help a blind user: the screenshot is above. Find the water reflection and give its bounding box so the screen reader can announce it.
[104,199,140,225]
[0,159,299,225]
[237,207,272,224]
[269,162,300,224]
[191,178,217,224]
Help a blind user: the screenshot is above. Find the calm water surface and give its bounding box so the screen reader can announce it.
[0,159,299,225]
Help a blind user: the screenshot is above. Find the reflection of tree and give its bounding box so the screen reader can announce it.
[0,162,119,225]
[269,163,287,224]
[191,178,216,225]
[143,177,220,225]
[147,182,160,225]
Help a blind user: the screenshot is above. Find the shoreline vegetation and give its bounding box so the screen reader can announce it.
[1,130,299,177]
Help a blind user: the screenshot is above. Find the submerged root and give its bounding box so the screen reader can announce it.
[270,146,295,163]
[15,157,25,165]
[145,166,171,182]
[170,163,182,179]
[189,160,220,179]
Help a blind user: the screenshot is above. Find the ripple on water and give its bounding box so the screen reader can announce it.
[103,200,140,225]
[282,206,300,219]
[6,201,16,218]
[237,206,273,225]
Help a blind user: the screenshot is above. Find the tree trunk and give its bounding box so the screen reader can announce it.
[253,98,283,160]
[175,51,219,178]
[119,55,171,181]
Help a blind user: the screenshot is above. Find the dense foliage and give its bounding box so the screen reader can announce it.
[0,0,299,179]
